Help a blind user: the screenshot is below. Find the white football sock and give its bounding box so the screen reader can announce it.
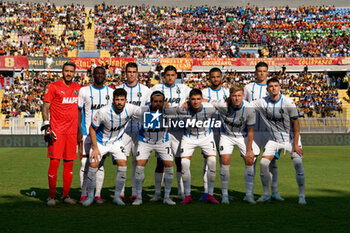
[203,159,208,193]
[220,165,230,196]
[131,155,137,196]
[293,157,305,196]
[154,172,164,195]
[95,166,104,197]
[269,159,278,193]
[87,167,97,199]
[181,158,191,196]
[176,172,184,196]
[260,158,271,195]
[207,156,216,196]
[135,166,145,199]
[80,157,88,196]
[114,166,127,198]
[164,167,174,198]
[244,165,255,196]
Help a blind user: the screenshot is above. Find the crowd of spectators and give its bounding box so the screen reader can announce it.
[2,68,346,118]
[93,4,350,58]
[0,1,86,57]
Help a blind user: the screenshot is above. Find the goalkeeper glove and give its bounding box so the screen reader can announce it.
[41,122,57,144]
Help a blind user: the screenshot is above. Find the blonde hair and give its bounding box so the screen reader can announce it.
[229,85,244,95]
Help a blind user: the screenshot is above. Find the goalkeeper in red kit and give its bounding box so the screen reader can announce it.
[41,62,81,206]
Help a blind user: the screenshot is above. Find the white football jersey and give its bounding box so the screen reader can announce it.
[78,85,114,136]
[202,86,229,101]
[91,103,141,145]
[150,83,191,107]
[244,81,269,132]
[212,100,256,138]
[117,82,151,134]
[252,95,299,143]
[177,102,217,139]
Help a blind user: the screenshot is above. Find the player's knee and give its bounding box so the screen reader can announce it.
[206,156,216,182]
[221,155,230,165]
[292,157,303,170]
[181,159,190,182]
[260,158,271,170]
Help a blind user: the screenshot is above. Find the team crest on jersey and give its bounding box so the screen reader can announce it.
[223,95,227,100]
[176,89,181,94]
[74,90,78,96]
[106,95,110,100]
[279,109,284,114]
[137,92,142,97]
[239,117,245,122]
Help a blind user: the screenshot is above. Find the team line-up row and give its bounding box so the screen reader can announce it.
[41,61,306,206]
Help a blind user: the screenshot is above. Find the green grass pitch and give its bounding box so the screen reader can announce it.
[1,146,350,232]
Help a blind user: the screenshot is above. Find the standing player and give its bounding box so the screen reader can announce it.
[133,91,176,205]
[253,78,306,204]
[116,62,150,201]
[244,62,283,201]
[211,86,259,204]
[150,65,191,200]
[78,66,113,204]
[179,89,219,205]
[42,62,81,206]
[83,88,141,206]
[200,67,229,201]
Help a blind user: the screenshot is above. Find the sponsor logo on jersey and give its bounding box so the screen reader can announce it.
[91,104,106,110]
[130,100,142,106]
[164,97,180,104]
[266,115,284,123]
[62,97,78,104]
[224,118,243,128]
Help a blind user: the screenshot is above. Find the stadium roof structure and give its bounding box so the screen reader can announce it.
[10,0,350,8]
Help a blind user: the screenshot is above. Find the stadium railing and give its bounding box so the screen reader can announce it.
[0,117,349,135]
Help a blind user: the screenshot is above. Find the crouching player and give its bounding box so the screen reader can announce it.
[82,88,141,206]
[179,89,219,205]
[252,78,306,204]
[211,86,260,204]
[133,91,176,205]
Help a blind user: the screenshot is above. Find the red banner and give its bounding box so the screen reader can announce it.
[0,56,28,69]
[193,57,350,66]
[71,57,135,70]
[160,58,193,70]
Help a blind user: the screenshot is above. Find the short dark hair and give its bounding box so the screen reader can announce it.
[189,88,202,98]
[209,67,222,76]
[113,88,127,99]
[126,62,138,72]
[267,77,280,86]
[150,91,165,102]
[255,62,268,71]
[163,65,177,75]
[62,62,76,71]
[93,66,106,74]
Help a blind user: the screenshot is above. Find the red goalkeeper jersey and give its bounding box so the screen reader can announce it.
[43,79,81,135]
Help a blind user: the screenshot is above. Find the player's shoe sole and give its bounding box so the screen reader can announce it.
[298,195,307,205]
[256,194,271,203]
[271,192,285,201]
[163,198,176,205]
[113,197,125,205]
[243,195,256,204]
[132,199,143,206]
[82,197,94,207]
[62,196,76,205]
[150,194,161,202]
[47,198,56,206]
